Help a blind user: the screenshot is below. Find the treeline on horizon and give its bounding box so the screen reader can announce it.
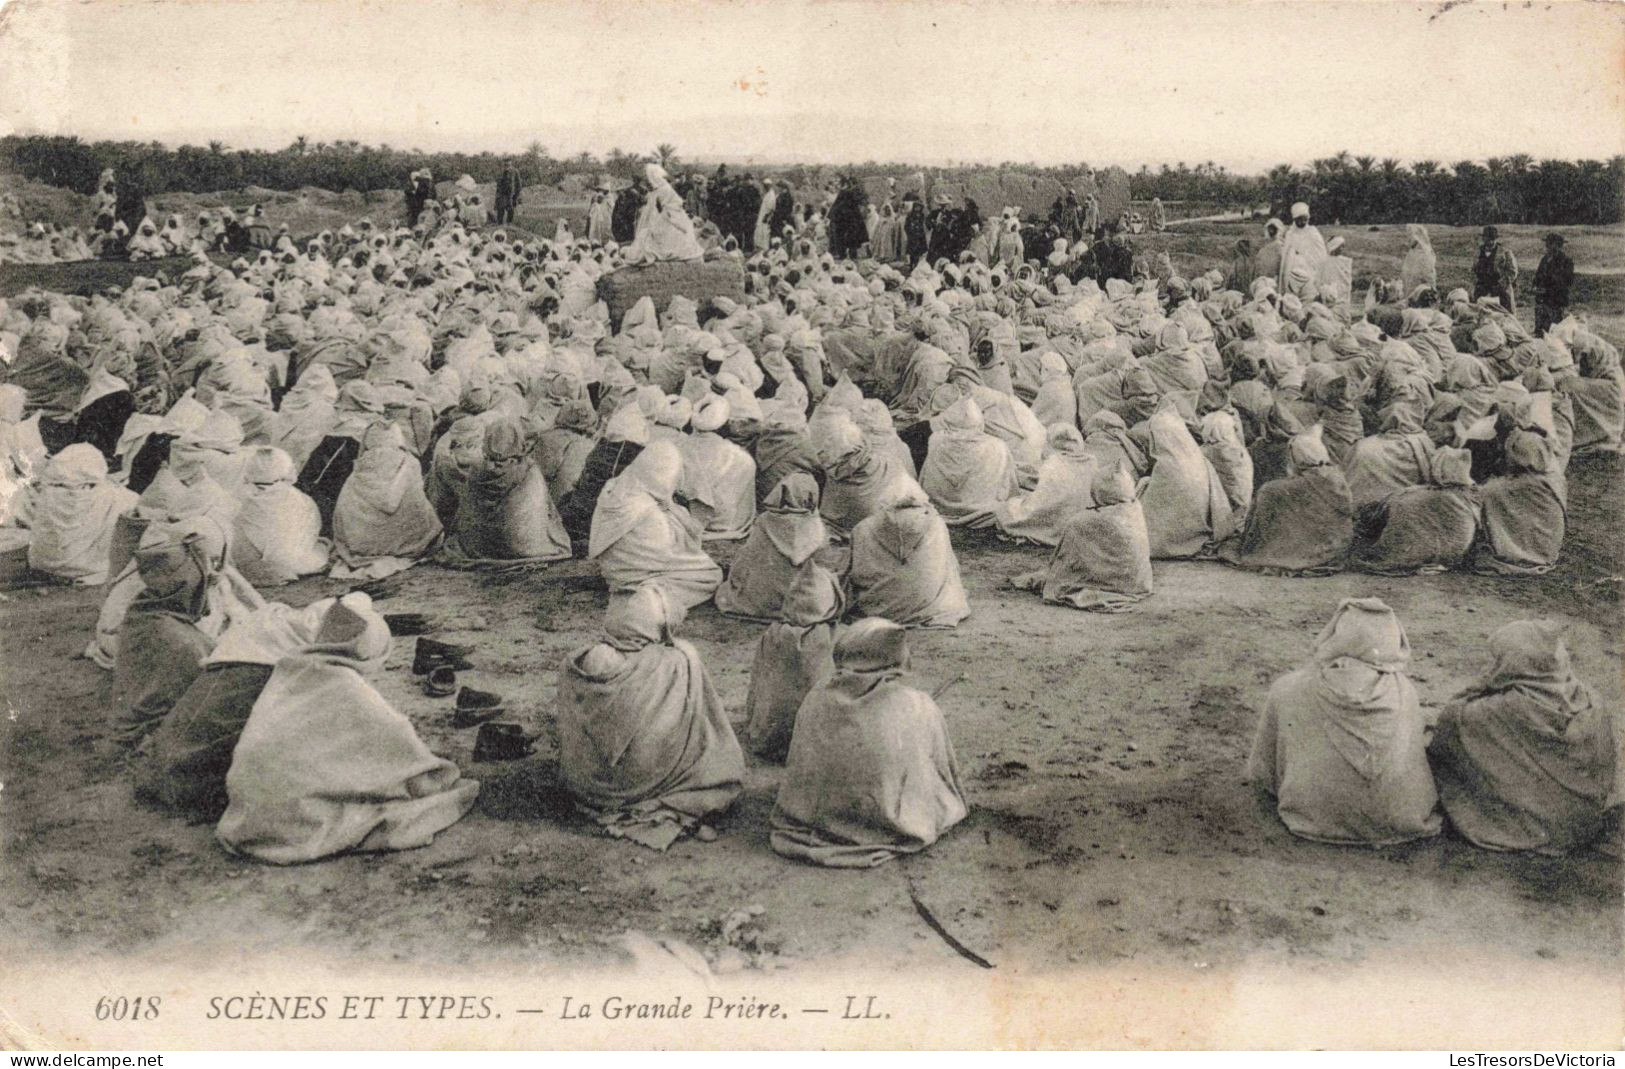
[3,135,1620,227]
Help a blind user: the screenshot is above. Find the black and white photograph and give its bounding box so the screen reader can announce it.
[0,0,1620,1052]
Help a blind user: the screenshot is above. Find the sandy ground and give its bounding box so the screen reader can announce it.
[1,455,1619,991]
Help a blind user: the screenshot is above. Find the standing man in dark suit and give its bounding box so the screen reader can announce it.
[1532,233,1574,337]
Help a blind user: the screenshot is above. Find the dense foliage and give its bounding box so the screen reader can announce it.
[2,136,1619,226]
[1134,153,1624,226]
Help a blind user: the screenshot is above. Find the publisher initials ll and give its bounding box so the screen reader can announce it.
[842,996,884,1020]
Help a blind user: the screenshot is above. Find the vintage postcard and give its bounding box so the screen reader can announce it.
[0,0,1620,1051]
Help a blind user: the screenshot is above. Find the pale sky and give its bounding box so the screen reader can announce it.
[1,0,1621,171]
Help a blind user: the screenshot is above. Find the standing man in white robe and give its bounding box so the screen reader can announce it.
[1278,201,1328,301]
[754,179,778,253]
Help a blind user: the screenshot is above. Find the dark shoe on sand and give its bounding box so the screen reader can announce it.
[412,636,474,674]
[423,665,458,697]
[384,613,434,636]
[473,722,534,762]
[452,687,505,727]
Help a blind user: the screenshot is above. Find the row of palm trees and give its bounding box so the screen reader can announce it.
[5,135,1620,226]
[1256,151,1622,225]
[1122,151,1622,226]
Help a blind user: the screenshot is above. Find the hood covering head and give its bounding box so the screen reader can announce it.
[834,617,910,676]
[1504,429,1553,474]
[655,395,693,429]
[1157,322,1189,351]
[243,445,296,486]
[1199,409,1245,448]
[1289,422,1332,468]
[134,467,207,521]
[604,404,651,445]
[1046,423,1086,456]
[812,413,864,467]
[185,409,245,452]
[930,395,984,437]
[690,394,730,432]
[339,379,386,414]
[622,439,683,500]
[43,443,109,487]
[779,561,844,627]
[358,418,407,455]
[286,363,339,404]
[1473,322,1507,353]
[554,398,598,434]
[133,513,231,609]
[604,583,679,651]
[310,591,393,668]
[1091,462,1136,506]
[1429,446,1473,487]
[1313,597,1410,671]
[481,417,529,463]
[1446,353,1498,392]
[1471,619,1588,710]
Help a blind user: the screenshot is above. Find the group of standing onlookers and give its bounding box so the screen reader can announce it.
[1461,224,1575,338]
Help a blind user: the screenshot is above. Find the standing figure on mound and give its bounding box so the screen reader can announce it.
[627,164,705,264]
[1277,202,1328,301]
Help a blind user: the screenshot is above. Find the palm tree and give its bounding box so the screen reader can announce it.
[289,135,309,156]
[654,143,679,170]
[1354,155,1375,173]
[207,140,225,156]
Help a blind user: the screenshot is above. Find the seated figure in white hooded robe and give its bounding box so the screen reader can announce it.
[139,596,334,820]
[744,561,844,763]
[816,413,920,536]
[451,417,572,561]
[770,619,969,867]
[0,383,45,528]
[25,444,138,585]
[231,446,330,585]
[847,484,970,629]
[170,408,249,496]
[557,585,745,850]
[1138,405,1235,558]
[216,593,480,864]
[587,440,723,612]
[1429,620,1618,856]
[112,514,262,749]
[1247,598,1442,846]
[1010,462,1153,611]
[919,396,1019,525]
[426,411,496,530]
[330,422,443,579]
[715,472,828,621]
[986,424,1098,545]
[85,466,247,669]
[268,364,338,471]
[127,217,167,261]
[677,394,757,541]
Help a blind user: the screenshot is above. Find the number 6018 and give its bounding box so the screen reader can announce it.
[95,996,161,1020]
